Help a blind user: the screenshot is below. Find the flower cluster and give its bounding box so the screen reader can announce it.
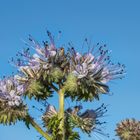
[42,103,108,138]
[10,32,125,102]
[0,77,25,107]
[11,32,67,100]
[116,119,140,140]
[0,31,125,138]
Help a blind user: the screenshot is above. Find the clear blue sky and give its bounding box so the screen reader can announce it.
[0,0,140,140]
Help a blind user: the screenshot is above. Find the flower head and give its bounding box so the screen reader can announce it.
[64,45,125,101]
[116,119,140,140]
[42,105,57,123]
[70,46,125,83]
[0,77,27,125]
[66,104,108,137]
[0,77,24,107]
[13,32,66,82]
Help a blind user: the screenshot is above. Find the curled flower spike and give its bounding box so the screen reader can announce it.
[13,32,65,82]
[0,77,25,107]
[65,104,109,137]
[42,105,57,121]
[64,45,125,101]
[70,46,125,83]
[116,119,140,140]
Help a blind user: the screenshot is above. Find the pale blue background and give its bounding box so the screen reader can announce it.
[0,0,140,140]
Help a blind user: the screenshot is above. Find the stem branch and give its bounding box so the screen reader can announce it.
[27,115,52,140]
[59,88,65,140]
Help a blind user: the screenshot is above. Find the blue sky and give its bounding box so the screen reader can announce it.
[0,0,140,140]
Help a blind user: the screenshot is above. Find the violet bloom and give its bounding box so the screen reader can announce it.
[66,104,108,137]
[72,63,89,79]
[71,46,125,84]
[13,51,51,82]
[13,34,57,82]
[0,77,25,107]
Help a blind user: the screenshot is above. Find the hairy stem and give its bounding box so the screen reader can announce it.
[59,88,65,140]
[28,115,52,140]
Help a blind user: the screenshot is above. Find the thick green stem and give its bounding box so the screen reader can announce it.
[59,88,65,140]
[28,116,52,140]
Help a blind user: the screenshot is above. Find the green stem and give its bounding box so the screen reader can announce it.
[59,88,65,140]
[28,115,52,140]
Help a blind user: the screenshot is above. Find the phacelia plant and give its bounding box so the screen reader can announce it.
[0,31,125,140]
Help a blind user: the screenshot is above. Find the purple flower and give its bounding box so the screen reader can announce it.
[11,35,57,82]
[72,63,89,79]
[70,46,125,84]
[0,77,25,107]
